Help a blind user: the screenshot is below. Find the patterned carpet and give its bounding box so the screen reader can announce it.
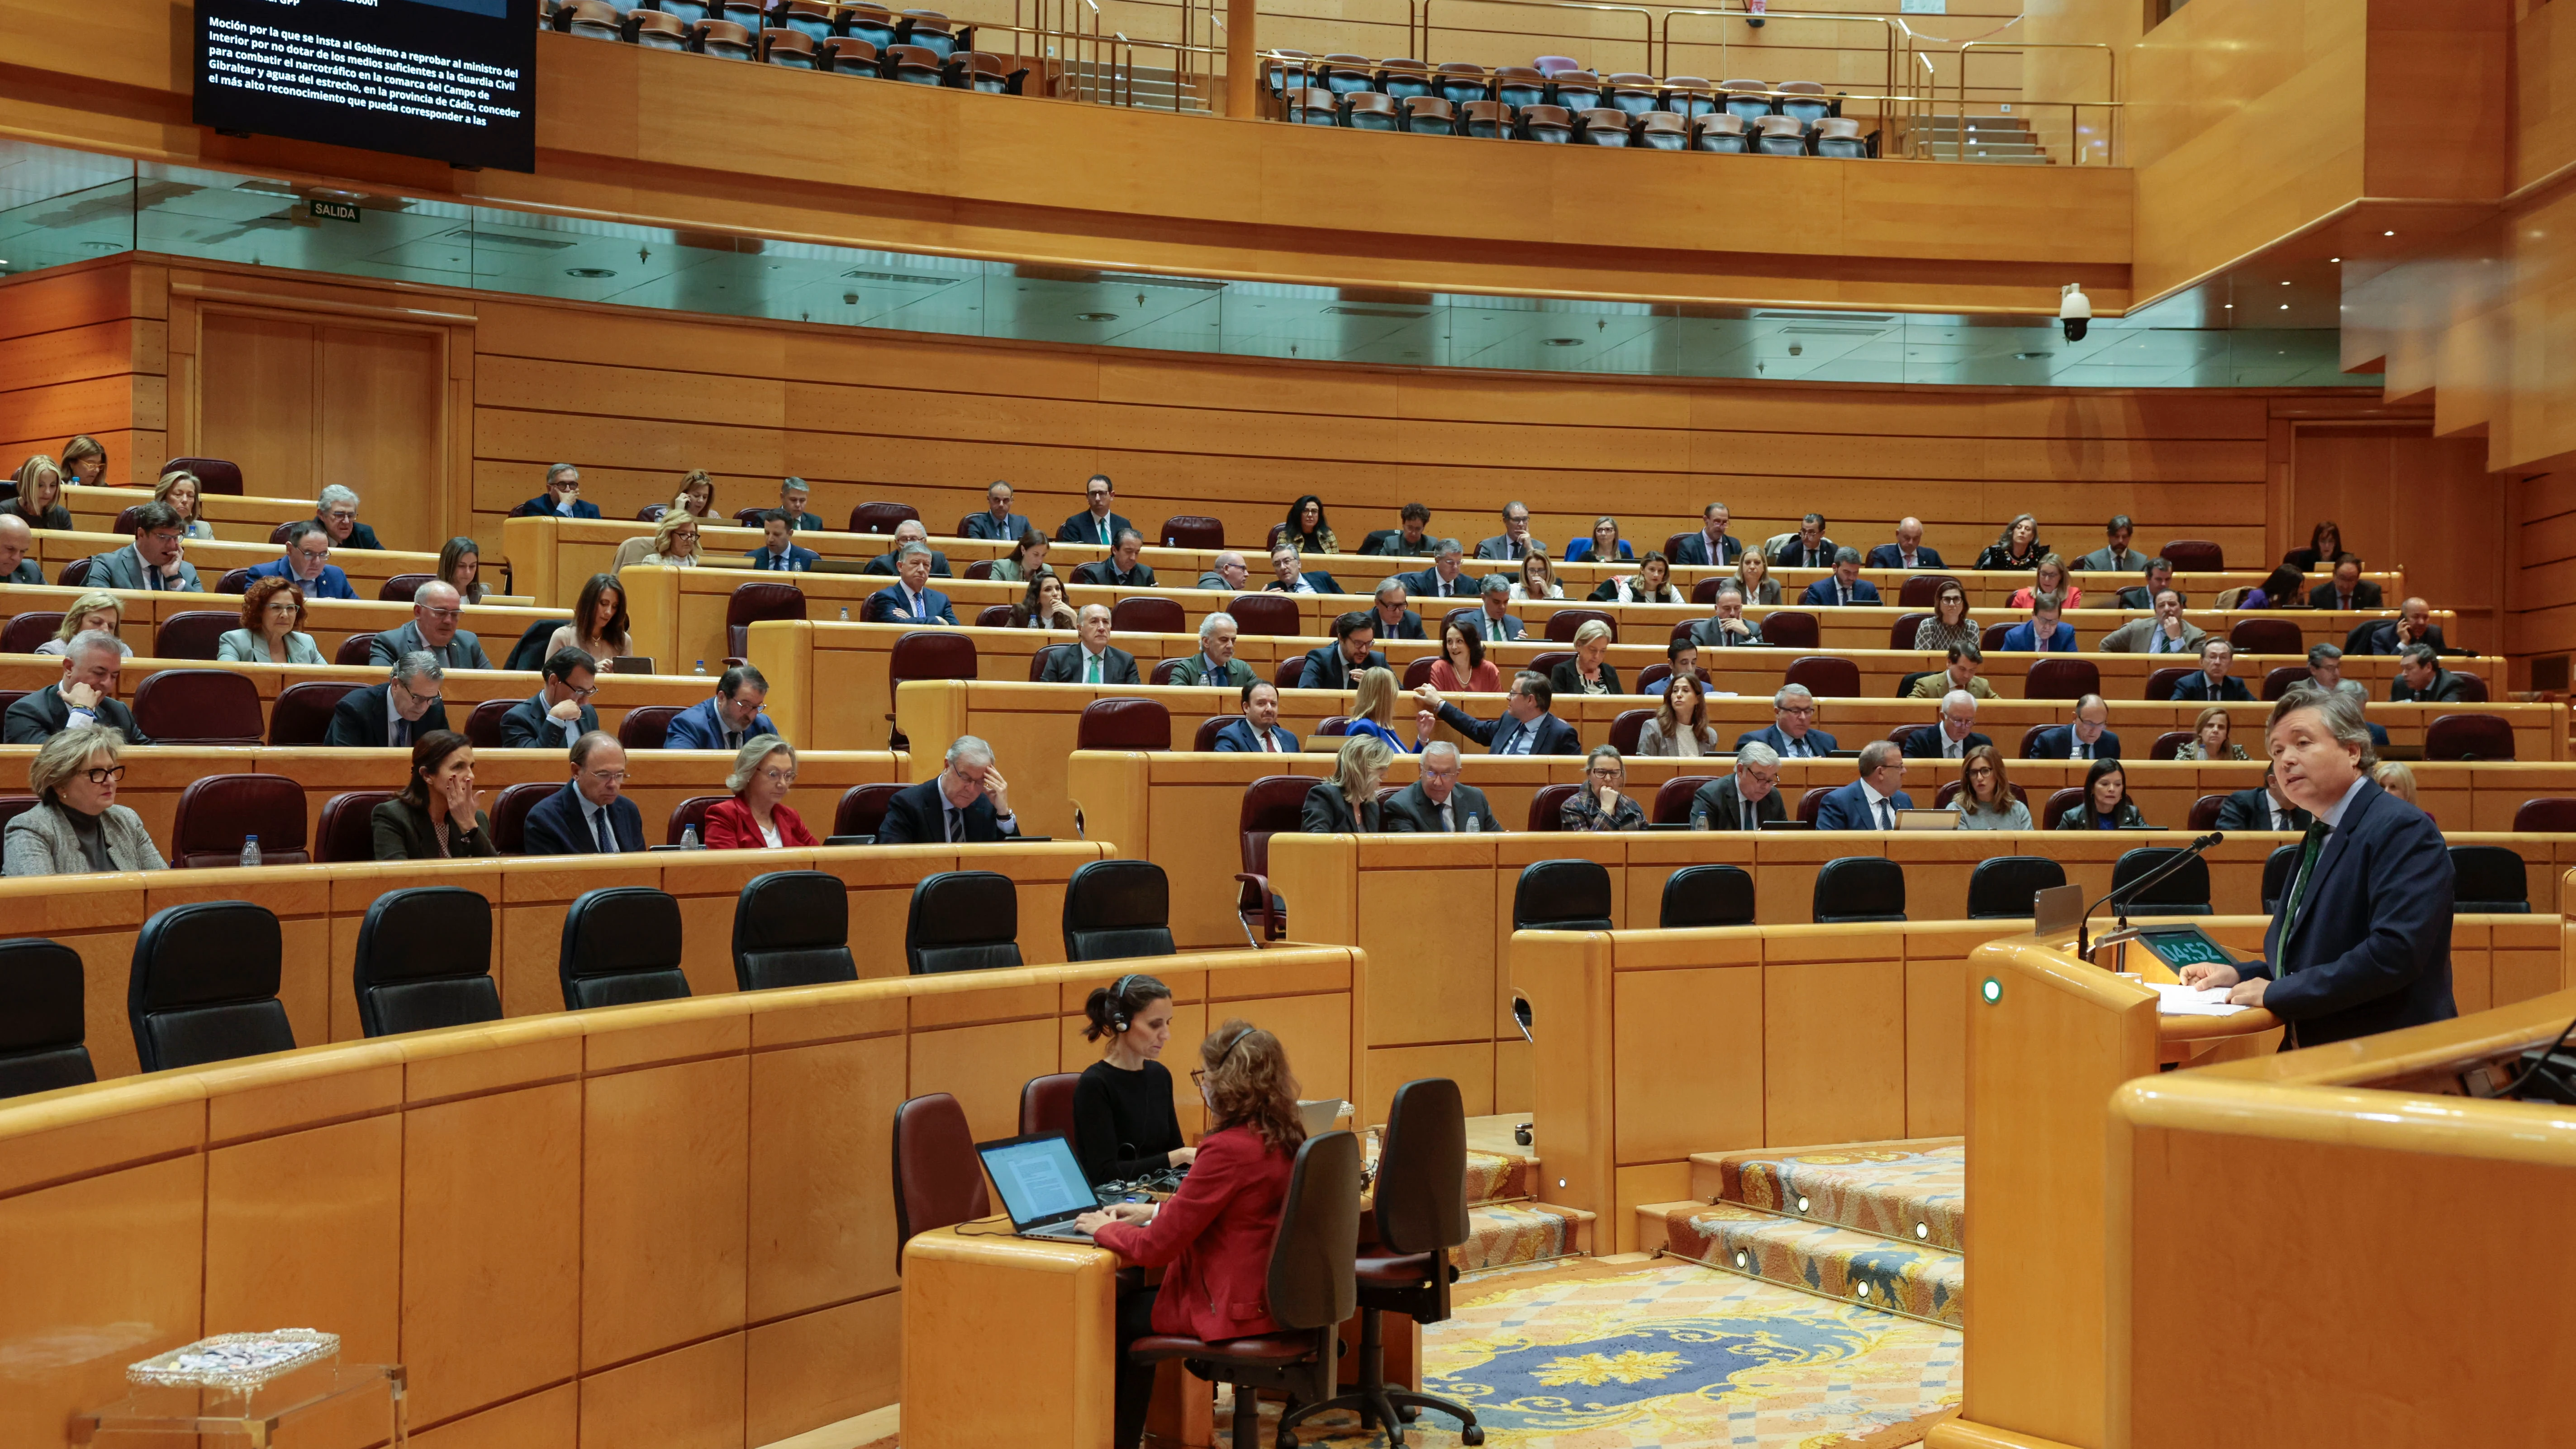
[1714,1140,1966,1252]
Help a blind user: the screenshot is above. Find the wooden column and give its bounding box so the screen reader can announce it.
[1225,0,1255,119]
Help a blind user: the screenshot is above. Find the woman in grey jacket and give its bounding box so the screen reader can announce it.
[2,724,166,875]
[216,578,326,664]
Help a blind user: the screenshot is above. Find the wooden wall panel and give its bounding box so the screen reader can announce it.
[0,263,156,475]
[2286,423,2503,651]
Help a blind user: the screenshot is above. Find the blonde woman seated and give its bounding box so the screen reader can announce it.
[1549,619,1620,697]
[1010,572,1078,629]
[1561,745,1646,831]
[217,578,324,664]
[1589,551,1685,605]
[1636,671,1721,757]
[1911,580,1979,652]
[2172,706,2249,761]
[1301,734,1392,833]
[371,731,496,860]
[1731,552,1782,606]
[628,512,702,569]
[3,724,165,875]
[990,534,1051,584]
[673,470,718,520]
[1506,551,1564,603]
[1949,744,2032,829]
[2007,555,2084,611]
[33,592,132,658]
[3,456,72,531]
[152,469,216,540]
[547,574,631,667]
[1342,667,1424,752]
[706,735,821,849]
[2372,759,2419,806]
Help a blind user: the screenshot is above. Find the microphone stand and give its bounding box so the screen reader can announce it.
[2077,830,2223,959]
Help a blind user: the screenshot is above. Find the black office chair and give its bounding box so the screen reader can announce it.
[892,1091,990,1275]
[906,871,1023,974]
[0,938,95,1099]
[1659,863,1754,928]
[1966,856,2067,920]
[1285,1078,1481,1446]
[1512,859,1614,931]
[2111,848,2212,917]
[1061,859,1176,961]
[2450,845,2531,912]
[558,886,692,1009]
[732,870,860,990]
[128,901,295,1073]
[2262,843,2300,914]
[1813,857,1906,924]
[352,887,501,1037]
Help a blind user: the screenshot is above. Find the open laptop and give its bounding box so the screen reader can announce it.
[976,1133,1099,1241]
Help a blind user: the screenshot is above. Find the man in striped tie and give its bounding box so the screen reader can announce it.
[1213,681,1302,753]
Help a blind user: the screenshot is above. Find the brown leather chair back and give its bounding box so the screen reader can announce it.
[1272,656,1307,692]
[1191,716,1232,751]
[2228,617,2304,656]
[2025,658,2101,701]
[2151,731,2193,760]
[2188,794,2227,832]
[727,583,808,656]
[318,789,398,864]
[618,705,683,751]
[2041,787,2087,831]
[271,681,361,746]
[2259,666,2306,700]
[2425,713,2516,761]
[889,629,976,687]
[1607,708,1651,755]
[2,613,63,654]
[152,611,234,660]
[1544,608,1615,643]
[464,698,514,749]
[891,1092,989,1273]
[1526,783,1581,832]
[379,574,434,603]
[1888,612,1930,650]
[1651,775,1717,824]
[1796,787,1830,825]
[975,604,1014,627]
[849,502,920,534]
[2144,667,2193,701]
[491,781,556,854]
[669,795,726,846]
[835,783,906,837]
[335,632,378,666]
[1111,597,1185,635]
[1019,1072,1080,1143]
[1783,655,1858,699]
[134,670,264,745]
[2516,798,2576,831]
[1896,575,1956,608]
[172,774,308,866]
[1227,594,1300,637]
[162,457,243,495]
[1760,610,1819,648]
[1077,697,1170,750]
[217,568,256,595]
[2160,540,2225,573]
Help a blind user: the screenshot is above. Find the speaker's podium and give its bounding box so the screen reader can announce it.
[1932,886,2576,1449]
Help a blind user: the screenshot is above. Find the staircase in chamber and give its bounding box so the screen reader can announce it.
[1452,1114,1595,1273]
[1917,113,2050,163]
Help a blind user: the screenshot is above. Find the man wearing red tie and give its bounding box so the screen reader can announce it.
[1212,681,1302,753]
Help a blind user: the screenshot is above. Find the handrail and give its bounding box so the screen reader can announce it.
[1956,39,2115,166]
[1416,0,1657,80]
[1654,7,1896,101]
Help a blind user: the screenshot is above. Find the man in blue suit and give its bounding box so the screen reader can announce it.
[2168,639,2255,703]
[1863,518,1944,571]
[1393,541,1477,604]
[1297,613,1386,690]
[1814,741,1914,829]
[2000,597,2077,652]
[1212,680,1302,753]
[865,544,957,624]
[509,463,603,520]
[749,512,822,573]
[1797,549,1882,607]
[1900,690,1992,760]
[2180,688,2457,1048]
[2025,694,2121,760]
[1668,502,1745,568]
[523,733,649,855]
[665,666,778,751]
[1733,684,1838,760]
[1420,673,1583,755]
[244,520,357,600]
[960,481,1035,542]
[1056,474,1134,547]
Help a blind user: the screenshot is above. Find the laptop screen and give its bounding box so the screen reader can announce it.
[979,1135,1095,1227]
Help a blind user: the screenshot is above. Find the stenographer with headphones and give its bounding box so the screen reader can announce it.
[1072,974,1195,1189]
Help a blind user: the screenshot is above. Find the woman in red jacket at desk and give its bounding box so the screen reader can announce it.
[703,736,821,849]
[1076,1021,1306,1449]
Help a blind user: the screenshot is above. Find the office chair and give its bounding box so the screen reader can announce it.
[732,870,860,990]
[558,887,692,1009]
[906,871,1022,973]
[892,1091,989,1275]
[1813,857,1906,924]
[1061,859,1176,962]
[128,901,295,1073]
[1965,857,2066,920]
[1511,859,1614,931]
[1659,863,1754,927]
[352,887,502,1037]
[1019,1072,1080,1145]
[2110,848,2212,917]
[0,938,94,1098]
[2449,846,2531,912]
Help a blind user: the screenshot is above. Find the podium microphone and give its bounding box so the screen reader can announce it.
[2079,830,2223,958]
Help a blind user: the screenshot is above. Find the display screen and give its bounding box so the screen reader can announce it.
[195,0,538,172]
[2137,926,2233,970]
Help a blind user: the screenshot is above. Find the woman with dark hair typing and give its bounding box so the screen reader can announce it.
[1072,974,1194,1188]
[1076,1021,1308,1449]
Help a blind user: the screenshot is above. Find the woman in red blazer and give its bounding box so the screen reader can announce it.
[703,736,821,849]
[1078,1021,1306,1449]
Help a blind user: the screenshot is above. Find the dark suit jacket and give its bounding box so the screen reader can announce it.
[1367,608,1426,641]
[1815,780,1914,830]
[863,550,953,577]
[2025,725,2123,760]
[865,584,958,625]
[2352,621,2448,656]
[1297,646,1388,691]
[1689,774,1787,829]
[1435,703,1582,755]
[2388,668,2471,703]
[2114,585,2190,610]
[1359,529,1438,557]
[2215,788,2312,834]
[1669,532,1745,567]
[960,512,1035,542]
[1560,539,1633,563]
[749,546,822,572]
[243,556,357,601]
[513,496,604,519]
[1167,656,1256,690]
[336,521,385,550]
[1072,560,1158,589]
[1212,719,1301,753]
[1732,723,1837,759]
[1,687,152,745]
[1798,577,1883,607]
[1687,617,1767,649]
[321,683,448,748]
[1392,567,1475,602]
[1299,781,1377,833]
[523,781,649,855]
[1056,510,1136,546]
[1769,538,1840,568]
[501,692,600,749]
[662,697,778,751]
[1863,544,1946,569]
[2001,621,2078,651]
[875,777,1018,843]
[2168,673,2255,703]
[1270,571,1344,595]
[1547,660,1621,698]
[2307,580,2386,611]
[1464,609,1526,641]
[1036,644,1142,685]
[370,797,495,860]
[5,560,42,585]
[2243,779,2457,1047]
[1901,725,1994,760]
[1379,780,1498,832]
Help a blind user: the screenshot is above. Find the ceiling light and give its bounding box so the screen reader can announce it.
[1543,337,1583,347]
[2384,230,2396,237]
[2280,280,2291,286]
[2223,304,2233,309]
[2330,257,2341,262]
[566,267,615,278]
[1077,312,1117,321]
[2280,304,2290,310]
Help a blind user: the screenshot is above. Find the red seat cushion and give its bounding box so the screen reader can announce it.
[1355,1251,1436,1287]
[1127,1332,1317,1366]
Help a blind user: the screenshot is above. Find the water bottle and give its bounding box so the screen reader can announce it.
[838,605,849,622]
[681,825,702,850]
[239,834,261,868]
[1463,815,1481,834]
[694,660,708,676]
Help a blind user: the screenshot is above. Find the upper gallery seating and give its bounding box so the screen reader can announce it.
[547,0,1028,93]
[1270,55,1872,153]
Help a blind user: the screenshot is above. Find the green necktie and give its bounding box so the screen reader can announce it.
[1086,655,1101,684]
[2277,822,2329,959]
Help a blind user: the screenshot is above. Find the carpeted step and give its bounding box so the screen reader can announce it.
[1457,1199,1594,1273]
[1462,1146,1538,1205]
[1690,1137,1965,1251]
[1637,1199,1963,1326]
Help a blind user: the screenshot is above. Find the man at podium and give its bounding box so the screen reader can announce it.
[2179,687,2457,1048]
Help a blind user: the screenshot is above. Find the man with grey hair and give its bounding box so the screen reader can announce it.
[369,580,492,669]
[84,501,201,592]
[511,462,600,519]
[778,477,820,532]
[2388,641,2469,703]
[315,484,382,549]
[2178,684,2456,1046]
[1381,739,1500,832]
[523,732,646,855]
[2305,642,2370,708]
[1074,528,1157,589]
[1169,613,1255,689]
[324,652,449,747]
[1195,551,1251,592]
[1266,543,1329,596]
[1798,546,1882,607]
[3,631,150,743]
[1038,603,1140,684]
[1689,740,1786,830]
[1816,739,1913,829]
[863,519,952,577]
[866,542,957,624]
[1735,683,1836,758]
[1472,572,1526,641]
[0,513,41,585]
[1687,582,1765,648]
[1903,689,1992,760]
[1395,539,1473,602]
[1474,502,1544,561]
[1368,577,1425,641]
[876,734,1021,842]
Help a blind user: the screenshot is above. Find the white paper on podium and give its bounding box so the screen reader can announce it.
[2148,982,2249,1017]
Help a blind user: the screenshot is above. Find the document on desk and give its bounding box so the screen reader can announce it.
[2148,982,2249,1017]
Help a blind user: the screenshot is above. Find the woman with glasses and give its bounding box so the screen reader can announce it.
[1949,744,2031,829]
[3,724,164,875]
[1912,579,1979,651]
[637,513,701,568]
[59,435,108,487]
[34,592,133,658]
[1561,745,1645,830]
[371,730,495,860]
[705,735,819,848]
[218,578,323,663]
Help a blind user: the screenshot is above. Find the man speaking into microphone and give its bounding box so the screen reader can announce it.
[2180,686,2457,1048]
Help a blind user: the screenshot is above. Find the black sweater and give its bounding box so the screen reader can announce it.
[1072,1058,1186,1187]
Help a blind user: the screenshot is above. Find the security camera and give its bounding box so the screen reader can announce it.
[2059,282,2091,342]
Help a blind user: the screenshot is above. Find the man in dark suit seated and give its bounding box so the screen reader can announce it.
[1071,530,1157,588]
[315,485,384,550]
[861,521,954,577]
[2388,642,2470,703]
[664,665,777,751]
[509,463,603,520]
[865,544,958,625]
[1037,605,1142,684]
[1266,543,1338,596]
[2074,513,2143,574]
[1393,540,1475,603]
[875,734,1022,842]
[1417,672,1582,755]
[1,632,152,744]
[1366,579,1425,642]
[1670,501,1746,568]
[2179,688,2457,1048]
[747,512,821,572]
[2001,596,2077,652]
[0,514,43,585]
[1733,684,1837,760]
[1472,502,1545,562]
[1906,643,1994,700]
[83,502,202,592]
[1864,517,1944,571]
[501,648,602,750]
[322,653,449,748]
[1814,741,1914,829]
[959,480,1035,542]
[368,582,493,670]
[2168,638,2255,702]
[2351,596,2446,656]
[1055,474,1133,547]
[1167,613,1257,689]
[1359,502,1438,558]
[1769,513,1837,570]
[775,478,824,533]
[2215,763,2314,833]
[2306,557,2384,612]
[1469,576,1526,641]
[1297,613,1385,690]
[523,733,648,855]
[1194,552,1251,593]
[245,520,358,601]
[1687,583,1767,649]
[2113,558,2183,611]
[1901,689,1992,761]
[2025,694,2121,760]
[1689,741,1787,829]
[1797,549,1881,607]
[1379,741,1501,831]
[1212,679,1301,753]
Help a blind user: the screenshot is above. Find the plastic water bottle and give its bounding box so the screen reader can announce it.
[239,835,261,868]
[838,605,849,622]
[681,825,702,850]
[694,660,708,676]
[1463,815,1481,834]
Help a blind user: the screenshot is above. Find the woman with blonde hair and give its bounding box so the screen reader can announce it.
[1912,579,1978,651]
[1976,513,2046,570]
[1949,744,2032,829]
[3,724,164,875]
[151,469,215,539]
[1591,550,1684,604]
[1301,733,1391,832]
[2173,706,2249,761]
[1549,618,1621,697]
[1731,551,1782,606]
[35,591,132,657]
[1507,551,1564,602]
[3,456,71,530]
[706,735,821,848]
[1562,745,1646,830]
[1341,666,1419,752]
[2371,759,2419,806]
[1637,670,1720,756]
[637,511,701,567]
[673,470,717,519]
[58,436,108,487]
[2008,554,2084,611]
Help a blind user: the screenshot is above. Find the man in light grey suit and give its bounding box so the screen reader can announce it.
[2096,588,2208,655]
[2075,514,2143,574]
[367,582,494,670]
[1473,502,1546,562]
[82,502,201,592]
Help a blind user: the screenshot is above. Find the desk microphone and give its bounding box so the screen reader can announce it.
[2078,830,2222,959]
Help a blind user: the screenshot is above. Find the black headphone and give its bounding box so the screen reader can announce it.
[1107,974,1140,1034]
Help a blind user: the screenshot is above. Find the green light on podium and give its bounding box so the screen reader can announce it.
[1981,978,2002,1005]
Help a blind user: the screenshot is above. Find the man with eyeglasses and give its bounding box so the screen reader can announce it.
[1474,502,1545,561]
[367,581,492,670]
[3,631,152,744]
[524,732,646,855]
[1689,741,1786,830]
[876,734,1021,843]
[1734,683,1838,759]
[314,485,383,549]
[1380,741,1500,832]
[503,649,602,748]
[665,665,778,751]
[247,519,356,600]
[83,501,201,592]
[1056,474,1134,547]
[324,652,449,748]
